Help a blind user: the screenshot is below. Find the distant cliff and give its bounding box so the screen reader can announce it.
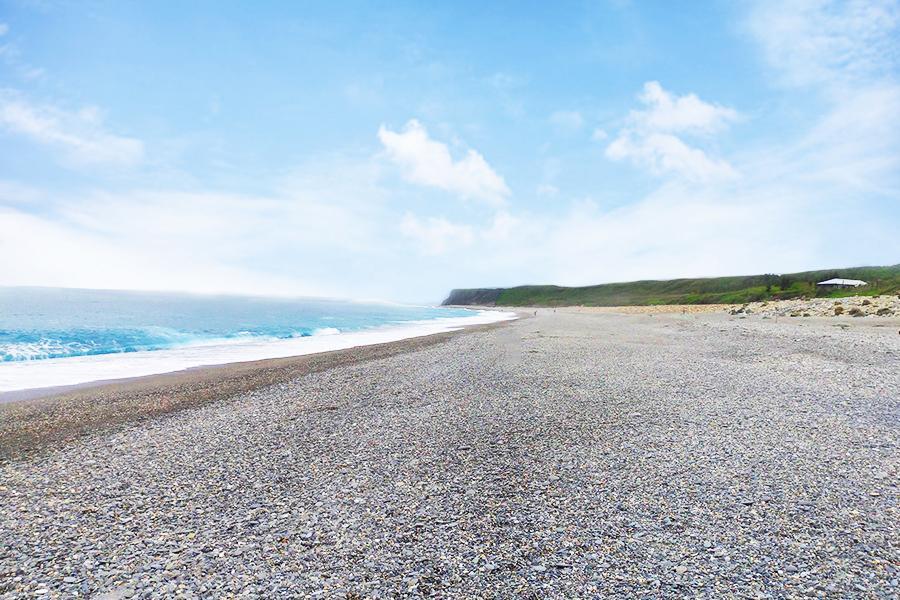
[442,288,504,306]
[442,264,900,307]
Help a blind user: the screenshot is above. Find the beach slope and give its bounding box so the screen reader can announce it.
[1,311,897,597]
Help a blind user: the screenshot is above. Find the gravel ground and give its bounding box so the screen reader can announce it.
[0,327,486,460]
[565,304,732,314]
[730,295,900,319]
[1,311,898,598]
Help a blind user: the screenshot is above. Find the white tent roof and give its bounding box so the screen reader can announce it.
[817,278,867,286]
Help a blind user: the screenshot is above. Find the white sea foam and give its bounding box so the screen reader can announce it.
[0,338,89,362]
[312,327,341,336]
[0,310,517,393]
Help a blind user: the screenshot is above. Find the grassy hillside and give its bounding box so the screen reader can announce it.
[444,264,900,307]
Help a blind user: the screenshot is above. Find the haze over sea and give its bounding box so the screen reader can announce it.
[0,287,511,393]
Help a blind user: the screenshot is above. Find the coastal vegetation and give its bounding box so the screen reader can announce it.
[444,264,900,307]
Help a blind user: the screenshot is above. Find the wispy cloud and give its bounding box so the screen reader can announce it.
[486,71,527,119]
[747,0,900,89]
[399,213,474,255]
[0,178,44,206]
[0,91,143,167]
[744,0,900,195]
[629,81,738,135]
[0,23,45,81]
[0,1,897,303]
[549,110,584,134]
[606,132,737,182]
[378,119,509,206]
[0,157,385,297]
[395,0,899,292]
[0,205,330,297]
[605,81,739,181]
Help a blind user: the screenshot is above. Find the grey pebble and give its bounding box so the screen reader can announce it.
[1,312,898,598]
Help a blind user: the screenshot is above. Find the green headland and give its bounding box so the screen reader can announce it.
[443,264,900,307]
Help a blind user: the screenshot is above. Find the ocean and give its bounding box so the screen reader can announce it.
[0,287,513,393]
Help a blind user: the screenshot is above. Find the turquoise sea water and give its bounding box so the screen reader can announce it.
[0,287,474,363]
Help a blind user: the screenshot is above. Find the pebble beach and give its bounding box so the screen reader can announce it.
[1,310,898,598]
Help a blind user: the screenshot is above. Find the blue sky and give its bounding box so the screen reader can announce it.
[0,0,898,302]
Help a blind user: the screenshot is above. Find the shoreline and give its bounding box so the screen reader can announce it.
[2,309,896,596]
[4,302,894,461]
[0,315,520,460]
[0,309,517,397]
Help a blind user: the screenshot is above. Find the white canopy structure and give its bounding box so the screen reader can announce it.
[816,278,867,287]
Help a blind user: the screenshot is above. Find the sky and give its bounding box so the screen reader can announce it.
[0,0,898,303]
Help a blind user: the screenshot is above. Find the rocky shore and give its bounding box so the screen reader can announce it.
[1,312,897,598]
[728,294,899,319]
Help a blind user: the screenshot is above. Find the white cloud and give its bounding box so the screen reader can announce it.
[591,128,608,141]
[383,1,899,294]
[0,153,391,298]
[549,110,584,133]
[482,210,521,243]
[378,119,509,205]
[528,189,822,286]
[605,81,739,182]
[743,0,900,195]
[426,2,900,291]
[0,179,44,206]
[606,131,738,181]
[399,212,474,255]
[1,1,897,305]
[747,0,900,89]
[399,170,897,294]
[0,206,329,296]
[632,81,738,135]
[0,28,44,80]
[0,91,143,167]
